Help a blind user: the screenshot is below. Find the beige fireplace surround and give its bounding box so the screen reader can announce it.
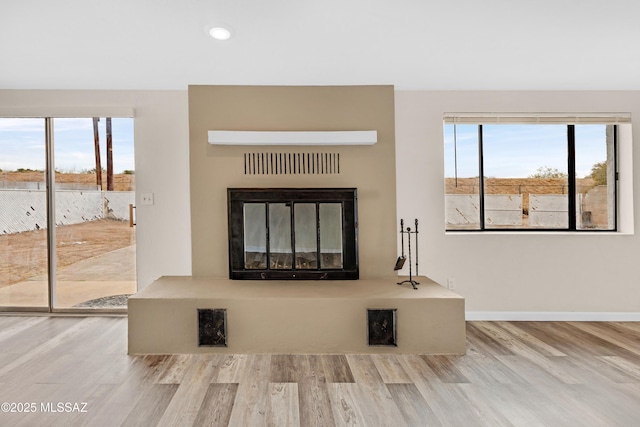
[128,85,465,354]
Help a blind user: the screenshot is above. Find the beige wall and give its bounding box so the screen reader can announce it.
[188,85,397,278]
[0,89,192,289]
[395,91,639,316]
[3,89,639,318]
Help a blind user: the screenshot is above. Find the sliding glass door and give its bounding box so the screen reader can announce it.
[0,117,136,312]
[0,118,49,309]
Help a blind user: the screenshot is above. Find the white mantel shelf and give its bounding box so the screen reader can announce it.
[207,130,378,146]
[128,276,465,355]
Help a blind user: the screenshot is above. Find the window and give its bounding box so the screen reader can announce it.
[444,116,620,231]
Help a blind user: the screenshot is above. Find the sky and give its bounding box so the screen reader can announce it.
[0,117,134,173]
[443,124,608,179]
[2,118,607,179]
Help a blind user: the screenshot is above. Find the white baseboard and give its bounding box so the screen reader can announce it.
[465,311,640,321]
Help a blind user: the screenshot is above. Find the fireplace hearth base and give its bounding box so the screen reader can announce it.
[128,276,465,355]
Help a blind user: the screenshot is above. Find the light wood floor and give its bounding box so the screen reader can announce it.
[0,317,639,426]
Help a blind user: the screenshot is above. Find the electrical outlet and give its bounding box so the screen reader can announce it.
[447,278,456,290]
[140,193,154,206]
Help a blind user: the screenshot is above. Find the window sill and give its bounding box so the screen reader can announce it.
[445,230,633,236]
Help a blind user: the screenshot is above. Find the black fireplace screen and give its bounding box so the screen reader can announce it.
[228,188,358,279]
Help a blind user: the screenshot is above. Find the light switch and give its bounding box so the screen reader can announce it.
[140,193,154,206]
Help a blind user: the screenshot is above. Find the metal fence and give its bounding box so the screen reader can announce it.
[0,190,135,234]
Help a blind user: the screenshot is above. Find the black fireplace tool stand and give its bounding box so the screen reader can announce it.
[395,218,419,290]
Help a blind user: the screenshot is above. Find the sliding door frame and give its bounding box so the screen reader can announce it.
[1,114,134,314]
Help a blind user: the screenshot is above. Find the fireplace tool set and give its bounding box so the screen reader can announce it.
[395,218,419,289]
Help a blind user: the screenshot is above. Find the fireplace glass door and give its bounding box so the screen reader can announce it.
[294,203,317,269]
[243,203,267,269]
[229,188,357,280]
[268,203,293,269]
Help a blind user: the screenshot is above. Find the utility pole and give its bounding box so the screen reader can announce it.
[92,117,102,188]
[106,117,114,191]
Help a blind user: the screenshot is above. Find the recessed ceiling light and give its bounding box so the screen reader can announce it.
[209,27,232,41]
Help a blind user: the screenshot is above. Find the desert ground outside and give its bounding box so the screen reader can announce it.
[1,172,136,308]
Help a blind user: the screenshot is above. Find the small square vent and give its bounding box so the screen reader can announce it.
[198,309,227,347]
[367,309,397,346]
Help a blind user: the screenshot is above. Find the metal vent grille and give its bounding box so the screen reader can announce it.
[244,153,340,175]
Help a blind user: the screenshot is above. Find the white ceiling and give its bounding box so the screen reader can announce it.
[2,0,640,91]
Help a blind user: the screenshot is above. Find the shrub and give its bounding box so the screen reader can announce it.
[528,166,567,179]
[589,161,607,185]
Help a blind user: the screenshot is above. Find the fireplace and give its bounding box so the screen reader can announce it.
[227,188,358,279]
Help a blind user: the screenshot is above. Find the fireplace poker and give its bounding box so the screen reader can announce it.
[394,219,406,271]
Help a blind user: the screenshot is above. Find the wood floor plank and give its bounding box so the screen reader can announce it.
[475,321,564,357]
[387,383,441,426]
[477,383,571,427]
[0,352,19,382]
[0,317,102,382]
[345,354,385,388]
[420,355,471,383]
[328,383,369,426]
[196,354,226,385]
[495,354,579,387]
[193,383,238,427]
[455,384,515,427]
[599,355,640,382]
[413,362,519,426]
[0,315,28,328]
[48,317,122,356]
[491,380,617,427]
[615,382,640,407]
[156,354,193,384]
[614,321,640,335]
[226,355,271,426]
[297,355,336,427]
[550,383,640,426]
[98,317,129,355]
[398,355,489,426]
[4,341,119,387]
[496,321,567,356]
[512,322,638,384]
[270,354,302,383]
[372,354,412,383]
[514,321,614,358]
[33,353,90,384]
[541,354,630,385]
[48,383,116,427]
[266,383,300,427]
[0,316,47,345]
[0,317,81,355]
[91,352,144,385]
[344,355,405,426]
[455,354,528,385]
[120,383,178,427]
[321,354,355,383]
[3,383,63,426]
[214,354,254,383]
[475,323,581,384]
[140,354,172,383]
[80,374,147,426]
[569,321,640,356]
[156,354,219,427]
[466,322,515,356]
